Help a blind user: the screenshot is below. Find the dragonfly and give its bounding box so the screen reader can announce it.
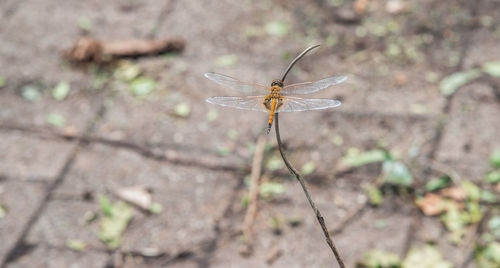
[205,72,346,134]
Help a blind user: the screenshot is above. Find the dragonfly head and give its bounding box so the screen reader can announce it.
[271,80,284,88]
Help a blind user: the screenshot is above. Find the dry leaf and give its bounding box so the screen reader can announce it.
[354,0,369,14]
[393,72,409,86]
[416,193,447,216]
[440,186,467,201]
[116,186,152,211]
[386,0,408,14]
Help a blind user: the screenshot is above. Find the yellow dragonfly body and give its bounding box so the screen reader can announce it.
[205,72,346,133]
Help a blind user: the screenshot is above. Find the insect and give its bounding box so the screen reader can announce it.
[205,72,346,134]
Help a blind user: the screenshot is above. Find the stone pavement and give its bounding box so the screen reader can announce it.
[1,0,500,267]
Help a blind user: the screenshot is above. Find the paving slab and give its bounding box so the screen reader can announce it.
[0,180,46,266]
[27,143,239,256]
[0,0,168,82]
[208,175,377,266]
[93,89,260,167]
[24,199,103,251]
[273,108,436,180]
[211,193,411,267]
[0,131,75,180]
[436,81,500,181]
[462,13,500,70]
[412,216,475,268]
[5,246,109,268]
[0,85,102,135]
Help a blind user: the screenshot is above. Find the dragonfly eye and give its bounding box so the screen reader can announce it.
[271,80,283,87]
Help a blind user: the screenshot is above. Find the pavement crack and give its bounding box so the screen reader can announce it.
[401,0,484,258]
[1,101,108,268]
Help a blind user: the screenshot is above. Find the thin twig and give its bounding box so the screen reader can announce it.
[275,45,345,266]
[241,135,266,255]
[275,114,345,268]
[280,44,320,82]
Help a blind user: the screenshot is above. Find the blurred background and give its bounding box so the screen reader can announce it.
[1,0,500,267]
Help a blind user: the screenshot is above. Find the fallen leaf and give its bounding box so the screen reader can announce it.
[260,182,285,200]
[174,102,191,117]
[439,186,467,201]
[149,202,163,214]
[98,196,133,249]
[21,85,41,102]
[402,244,452,268]
[0,205,7,219]
[393,72,409,86]
[116,186,152,211]
[425,175,452,192]
[481,190,496,203]
[46,113,66,127]
[340,148,388,168]
[386,0,408,14]
[409,104,428,115]
[301,161,316,175]
[489,149,500,168]
[354,0,370,14]
[129,77,156,96]
[334,8,362,24]
[462,199,482,224]
[0,77,5,88]
[482,61,500,77]
[488,216,500,231]
[52,81,71,101]
[114,61,141,81]
[416,193,447,216]
[485,170,500,184]
[66,239,87,251]
[476,242,500,267]
[138,247,163,257]
[206,109,218,122]
[441,202,465,243]
[77,17,92,32]
[268,216,283,234]
[439,69,481,96]
[424,72,440,83]
[364,184,383,206]
[382,160,413,186]
[374,219,387,229]
[461,181,481,201]
[332,135,344,146]
[227,129,238,140]
[216,145,231,157]
[215,54,238,67]
[265,20,289,37]
[358,249,400,268]
[266,155,284,171]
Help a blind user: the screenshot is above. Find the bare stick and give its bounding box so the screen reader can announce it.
[241,135,266,255]
[275,114,345,267]
[280,44,320,82]
[275,45,345,267]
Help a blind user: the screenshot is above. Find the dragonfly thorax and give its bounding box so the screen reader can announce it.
[263,93,284,111]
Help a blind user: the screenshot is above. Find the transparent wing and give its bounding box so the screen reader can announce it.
[206,96,268,112]
[281,75,347,95]
[205,72,268,94]
[277,97,341,112]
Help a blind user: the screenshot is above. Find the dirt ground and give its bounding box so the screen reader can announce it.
[1,0,500,267]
